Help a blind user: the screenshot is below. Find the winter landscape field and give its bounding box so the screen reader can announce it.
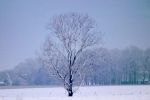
[0,85,150,100]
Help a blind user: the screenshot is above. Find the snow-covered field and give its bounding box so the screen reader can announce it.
[0,85,150,100]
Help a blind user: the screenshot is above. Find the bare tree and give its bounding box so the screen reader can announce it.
[40,13,102,97]
[143,48,150,83]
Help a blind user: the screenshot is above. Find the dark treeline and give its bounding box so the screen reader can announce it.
[0,46,150,86]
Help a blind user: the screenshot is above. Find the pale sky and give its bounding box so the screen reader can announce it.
[0,0,150,71]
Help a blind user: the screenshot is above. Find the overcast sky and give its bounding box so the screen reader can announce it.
[0,0,150,71]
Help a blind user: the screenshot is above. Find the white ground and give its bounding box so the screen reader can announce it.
[0,85,150,100]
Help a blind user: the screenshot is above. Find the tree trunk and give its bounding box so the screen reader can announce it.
[142,72,146,84]
[148,73,150,84]
[68,70,73,97]
[68,90,73,97]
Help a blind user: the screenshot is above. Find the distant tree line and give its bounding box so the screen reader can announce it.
[84,46,150,85]
[0,46,150,86]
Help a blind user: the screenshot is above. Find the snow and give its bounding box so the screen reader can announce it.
[0,85,150,100]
